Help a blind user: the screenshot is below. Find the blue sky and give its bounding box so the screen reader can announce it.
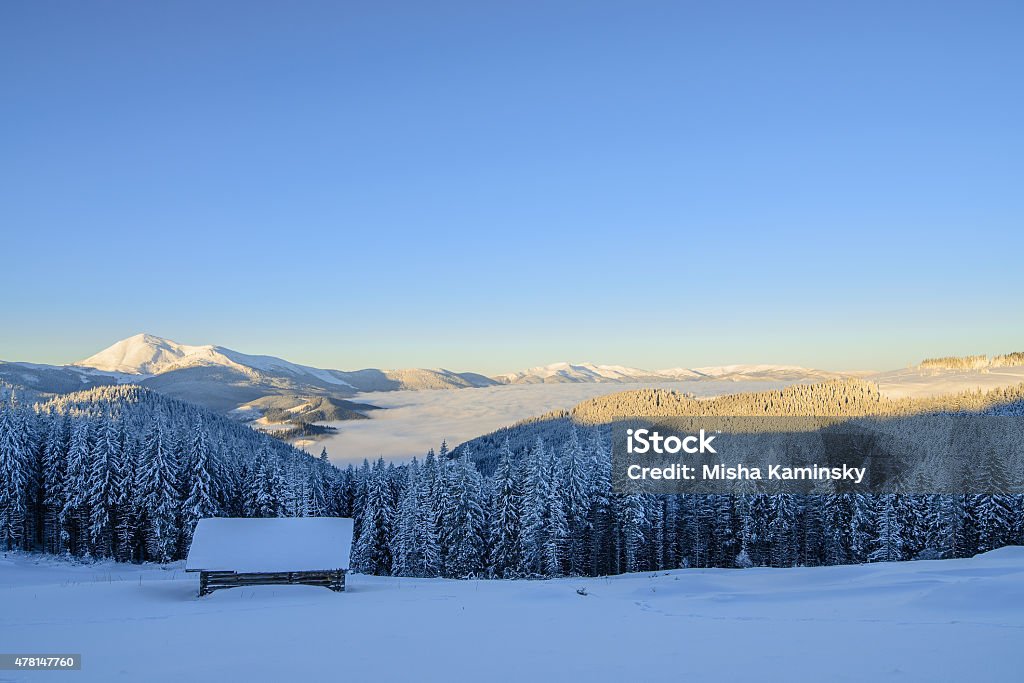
[2,1,1022,373]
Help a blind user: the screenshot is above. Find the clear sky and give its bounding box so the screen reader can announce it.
[2,1,1022,374]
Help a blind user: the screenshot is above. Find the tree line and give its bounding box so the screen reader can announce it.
[920,351,1024,371]
[0,386,338,562]
[347,427,1024,578]
[2,381,1022,579]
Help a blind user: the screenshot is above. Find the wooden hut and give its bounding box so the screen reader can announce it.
[185,517,353,597]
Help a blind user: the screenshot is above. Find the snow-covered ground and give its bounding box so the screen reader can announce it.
[873,365,1024,399]
[2,548,1022,682]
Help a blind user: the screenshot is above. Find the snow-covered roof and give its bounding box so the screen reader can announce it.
[185,518,353,572]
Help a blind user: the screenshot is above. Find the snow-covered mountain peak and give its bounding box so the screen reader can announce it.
[72,334,351,387]
[73,333,219,375]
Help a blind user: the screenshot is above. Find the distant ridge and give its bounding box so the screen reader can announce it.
[494,361,841,385]
[0,333,852,425]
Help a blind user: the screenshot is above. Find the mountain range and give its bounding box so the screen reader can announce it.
[0,333,844,420]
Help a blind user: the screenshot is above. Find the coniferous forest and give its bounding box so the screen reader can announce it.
[0,382,1022,577]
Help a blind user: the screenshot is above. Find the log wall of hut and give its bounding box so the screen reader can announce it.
[198,569,346,596]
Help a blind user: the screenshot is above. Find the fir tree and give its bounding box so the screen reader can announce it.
[140,417,179,563]
[0,399,29,550]
[353,459,396,575]
[181,417,217,544]
[869,494,904,563]
[489,439,524,577]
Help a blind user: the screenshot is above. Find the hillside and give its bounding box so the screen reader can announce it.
[0,385,340,562]
[455,378,1024,472]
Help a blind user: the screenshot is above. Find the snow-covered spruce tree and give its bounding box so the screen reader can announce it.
[661,494,680,570]
[393,458,421,576]
[0,398,30,551]
[588,432,614,576]
[800,493,824,567]
[769,494,798,567]
[543,486,570,576]
[560,426,592,576]
[246,448,280,518]
[821,489,853,566]
[519,437,550,576]
[849,493,875,563]
[85,414,118,556]
[139,416,179,563]
[869,494,904,563]
[489,439,524,578]
[437,455,486,578]
[352,458,396,575]
[351,459,370,542]
[309,449,330,517]
[393,459,440,577]
[744,492,771,567]
[334,463,357,518]
[61,417,92,556]
[712,494,738,568]
[181,417,217,546]
[111,423,135,562]
[41,413,69,554]
[621,489,648,574]
[973,448,1014,553]
[415,459,442,576]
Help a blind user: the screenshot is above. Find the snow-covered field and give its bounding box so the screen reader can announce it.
[310,380,798,463]
[2,548,1022,682]
[873,366,1024,399]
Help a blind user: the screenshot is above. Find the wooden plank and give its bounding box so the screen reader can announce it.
[198,569,347,596]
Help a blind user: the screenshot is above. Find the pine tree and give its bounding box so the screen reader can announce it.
[744,492,771,566]
[139,417,179,563]
[560,427,591,575]
[869,494,904,563]
[438,456,486,578]
[649,496,666,570]
[520,437,550,576]
[588,432,614,576]
[353,459,396,575]
[41,414,68,554]
[61,418,91,555]
[394,459,421,576]
[181,417,217,544]
[0,399,29,550]
[544,479,570,576]
[246,452,278,518]
[821,488,852,566]
[112,425,135,562]
[769,494,797,567]
[973,449,1014,553]
[85,415,118,556]
[309,449,331,516]
[394,460,441,577]
[489,439,523,578]
[849,493,875,563]
[622,491,647,573]
[712,494,738,568]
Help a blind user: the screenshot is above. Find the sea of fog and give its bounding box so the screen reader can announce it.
[307,380,797,464]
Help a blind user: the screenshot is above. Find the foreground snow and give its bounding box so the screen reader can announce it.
[2,549,1023,682]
